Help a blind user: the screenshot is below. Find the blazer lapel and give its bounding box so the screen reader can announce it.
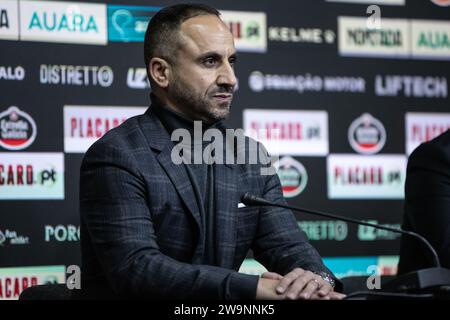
[140,108,204,256]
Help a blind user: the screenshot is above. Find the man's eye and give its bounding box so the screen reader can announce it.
[204,58,216,66]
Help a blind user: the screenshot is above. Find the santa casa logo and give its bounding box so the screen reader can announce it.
[0,266,65,300]
[243,109,329,156]
[220,11,267,53]
[19,0,107,45]
[405,112,450,155]
[0,65,25,81]
[64,105,146,153]
[430,0,450,6]
[327,154,406,199]
[348,113,386,155]
[0,152,64,200]
[127,68,150,89]
[0,0,19,40]
[0,106,36,150]
[274,157,308,198]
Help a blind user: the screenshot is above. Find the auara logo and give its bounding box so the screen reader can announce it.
[0,106,37,151]
[28,11,98,33]
[348,113,386,155]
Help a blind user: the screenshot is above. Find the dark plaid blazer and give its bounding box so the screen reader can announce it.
[79,106,335,299]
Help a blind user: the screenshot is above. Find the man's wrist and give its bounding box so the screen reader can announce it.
[314,271,336,289]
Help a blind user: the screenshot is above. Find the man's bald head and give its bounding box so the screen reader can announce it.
[144,4,221,81]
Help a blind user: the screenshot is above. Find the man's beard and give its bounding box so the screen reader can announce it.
[169,74,232,124]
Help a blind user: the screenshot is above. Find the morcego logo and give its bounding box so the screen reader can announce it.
[108,5,160,42]
[19,0,107,45]
[0,106,36,150]
[338,16,409,58]
[274,156,308,198]
[348,113,386,155]
[0,0,19,41]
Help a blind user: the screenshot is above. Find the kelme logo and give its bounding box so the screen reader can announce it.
[0,106,37,150]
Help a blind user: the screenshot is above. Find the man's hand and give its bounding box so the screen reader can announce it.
[261,269,346,300]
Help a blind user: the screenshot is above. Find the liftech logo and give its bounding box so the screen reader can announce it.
[411,20,450,60]
[243,109,329,156]
[405,112,450,155]
[0,152,64,199]
[327,154,406,199]
[338,16,409,58]
[0,266,65,300]
[348,113,386,155]
[274,157,308,198]
[0,0,19,40]
[108,5,160,42]
[0,106,36,150]
[19,0,107,45]
[64,105,146,153]
[220,10,267,53]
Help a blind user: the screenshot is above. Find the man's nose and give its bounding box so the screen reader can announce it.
[217,62,237,88]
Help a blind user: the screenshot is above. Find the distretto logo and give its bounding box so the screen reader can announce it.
[430,0,450,6]
[0,106,36,150]
[375,75,447,98]
[127,67,150,89]
[0,66,25,81]
[220,10,267,53]
[274,157,308,198]
[405,112,450,155]
[44,225,79,242]
[411,20,450,60]
[64,105,146,153]
[327,154,406,199]
[298,221,348,242]
[19,0,107,45]
[268,26,336,45]
[0,229,29,246]
[40,65,113,87]
[108,5,160,42]
[348,113,386,155]
[243,109,329,156]
[0,266,65,300]
[248,71,365,94]
[358,220,401,241]
[0,0,19,40]
[0,152,64,200]
[338,16,409,58]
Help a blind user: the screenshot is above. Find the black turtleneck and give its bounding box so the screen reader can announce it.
[151,95,219,266]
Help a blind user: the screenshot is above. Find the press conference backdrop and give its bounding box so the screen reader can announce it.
[1,0,450,299]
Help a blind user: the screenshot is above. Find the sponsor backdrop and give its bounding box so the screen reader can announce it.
[1,0,449,298]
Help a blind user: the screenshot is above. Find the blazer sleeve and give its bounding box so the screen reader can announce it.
[250,170,341,289]
[403,139,450,269]
[79,140,259,299]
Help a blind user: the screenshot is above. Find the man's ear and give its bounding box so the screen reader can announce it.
[149,57,170,88]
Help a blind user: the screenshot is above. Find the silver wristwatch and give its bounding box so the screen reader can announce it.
[314,271,336,288]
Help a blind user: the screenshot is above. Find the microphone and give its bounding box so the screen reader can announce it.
[241,192,450,293]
